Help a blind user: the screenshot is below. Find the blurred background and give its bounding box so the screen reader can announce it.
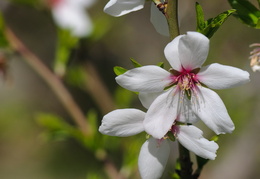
[0,0,259,178]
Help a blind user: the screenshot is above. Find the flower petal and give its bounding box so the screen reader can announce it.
[138,91,163,109]
[178,32,209,70]
[138,138,170,179]
[177,125,219,160]
[116,65,172,92]
[104,0,145,17]
[99,109,145,137]
[164,35,184,71]
[52,3,92,37]
[198,63,250,89]
[178,96,200,124]
[144,88,180,139]
[150,3,169,36]
[191,86,235,134]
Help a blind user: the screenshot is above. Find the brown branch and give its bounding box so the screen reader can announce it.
[84,61,115,115]
[5,27,90,135]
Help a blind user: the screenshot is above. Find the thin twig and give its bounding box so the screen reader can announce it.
[5,27,90,135]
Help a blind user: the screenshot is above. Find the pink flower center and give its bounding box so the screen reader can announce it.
[171,68,200,96]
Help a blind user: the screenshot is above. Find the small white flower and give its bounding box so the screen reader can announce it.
[116,32,250,139]
[49,0,95,37]
[99,108,219,179]
[103,0,169,36]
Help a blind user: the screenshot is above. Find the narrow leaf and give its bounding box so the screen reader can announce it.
[130,58,142,67]
[157,62,164,68]
[113,66,128,76]
[195,2,205,32]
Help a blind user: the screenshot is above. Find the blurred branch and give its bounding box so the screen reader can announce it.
[5,26,127,179]
[84,61,115,114]
[104,159,127,179]
[5,26,91,135]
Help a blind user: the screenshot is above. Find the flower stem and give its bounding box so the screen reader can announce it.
[165,1,194,178]
[165,0,180,40]
[178,143,193,179]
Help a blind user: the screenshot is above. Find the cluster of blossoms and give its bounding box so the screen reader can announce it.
[48,0,95,37]
[99,31,250,179]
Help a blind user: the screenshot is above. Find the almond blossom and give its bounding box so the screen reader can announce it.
[99,109,218,179]
[116,32,250,139]
[49,0,95,37]
[103,0,169,36]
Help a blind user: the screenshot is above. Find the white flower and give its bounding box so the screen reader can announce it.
[103,0,169,36]
[49,0,95,37]
[99,109,219,179]
[116,31,250,139]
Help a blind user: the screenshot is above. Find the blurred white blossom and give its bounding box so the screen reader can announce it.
[49,0,95,37]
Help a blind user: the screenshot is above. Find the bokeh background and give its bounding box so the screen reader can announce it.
[0,0,259,178]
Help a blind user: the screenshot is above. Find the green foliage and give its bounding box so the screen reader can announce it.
[114,86,135,108]
[130,58,142,67]
[228,0,260,29]
[10,0,40,6]
[196,2,236,38]
[65,66,86,88]
[171,159,181,179]
[113,66,128,76]
[0,13,9,48]
[36,113,81,142]
[54,29,78,77]
[157,62,164,68]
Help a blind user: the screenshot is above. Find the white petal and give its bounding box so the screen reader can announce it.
[178,32,209,70]
[177,125,219,160]
[99,109,145,137]
[52,4,92,37]
[138,138,170,179]
[65,0,95,7]
[150,3,169,36]
[178,96,200,124]
[104,0,145,17]
[144,88,180,139]
[191,86,235,134]
[164,35,184,71]
[116,65,172,92]
[138,91,163,109]
[198,63,250,89]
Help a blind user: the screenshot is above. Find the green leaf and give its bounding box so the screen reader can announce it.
[171,159,181,179]
[36,113,77,141]
[157,62,164,68]
[228,0,260,28]
[210,135,220,142]
[113,66,128,76]
[65,66,86,88]
[130,58,142,67]
[196,2,236,38]
[196,2,205,32]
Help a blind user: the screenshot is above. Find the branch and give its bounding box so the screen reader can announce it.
[5,27,91,135]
